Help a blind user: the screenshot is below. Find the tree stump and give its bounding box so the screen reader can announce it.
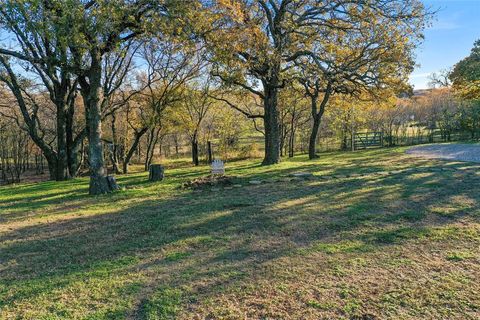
[149,164,164,182]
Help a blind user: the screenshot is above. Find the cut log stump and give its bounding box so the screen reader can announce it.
[149,164,165,182]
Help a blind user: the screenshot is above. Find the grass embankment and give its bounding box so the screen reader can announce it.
[0,147,479,319]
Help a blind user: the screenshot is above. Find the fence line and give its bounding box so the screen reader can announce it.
[317,130,478,152]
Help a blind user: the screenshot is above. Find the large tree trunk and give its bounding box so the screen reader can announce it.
[46,156,59,180]
[81,53,113,195]
[262,85,281,165]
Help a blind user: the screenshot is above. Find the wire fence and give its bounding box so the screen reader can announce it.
[317,130,478,153]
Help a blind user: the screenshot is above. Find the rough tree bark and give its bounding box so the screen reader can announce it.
[308,115,322,159]
[149,164,164,182]
[80,51,115,195]
[262,84,281,165]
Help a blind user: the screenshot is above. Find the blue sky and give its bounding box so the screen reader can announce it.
[410,0,480,89]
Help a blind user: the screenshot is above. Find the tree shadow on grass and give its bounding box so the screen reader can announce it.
[1,152,479,318]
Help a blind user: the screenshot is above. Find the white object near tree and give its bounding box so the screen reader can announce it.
[211,159,225,175]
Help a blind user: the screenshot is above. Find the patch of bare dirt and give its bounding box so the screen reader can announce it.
[182,175,236,190]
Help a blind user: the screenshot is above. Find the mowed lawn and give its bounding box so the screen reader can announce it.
[0,147,479,319]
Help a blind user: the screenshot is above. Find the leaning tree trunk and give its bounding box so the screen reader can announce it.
[123,127,148,174]
[144,127,160,172]
[262,85,281,165]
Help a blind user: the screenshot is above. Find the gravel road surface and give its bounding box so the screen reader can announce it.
[406,143,480,163]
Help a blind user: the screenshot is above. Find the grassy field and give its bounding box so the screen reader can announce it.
[1,147,479,319]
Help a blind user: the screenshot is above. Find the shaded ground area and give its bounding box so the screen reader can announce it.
[406,143,480,162]
[0,148,479,319]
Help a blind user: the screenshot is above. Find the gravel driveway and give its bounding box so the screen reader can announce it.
[406,143,480,163]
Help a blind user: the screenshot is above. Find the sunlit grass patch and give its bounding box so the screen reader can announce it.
[446,251,476,262]
[139,287,182,320]
[163,251,191,262]
[1,147,479,319]
[429,195,477,217]
[299,240,372,255]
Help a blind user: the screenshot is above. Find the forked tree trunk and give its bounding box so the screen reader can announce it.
[307,84,331,160]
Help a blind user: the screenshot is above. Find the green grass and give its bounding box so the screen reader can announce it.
[1,147,479,319]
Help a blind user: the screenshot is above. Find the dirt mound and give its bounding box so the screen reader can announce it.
[182,175,236,190]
